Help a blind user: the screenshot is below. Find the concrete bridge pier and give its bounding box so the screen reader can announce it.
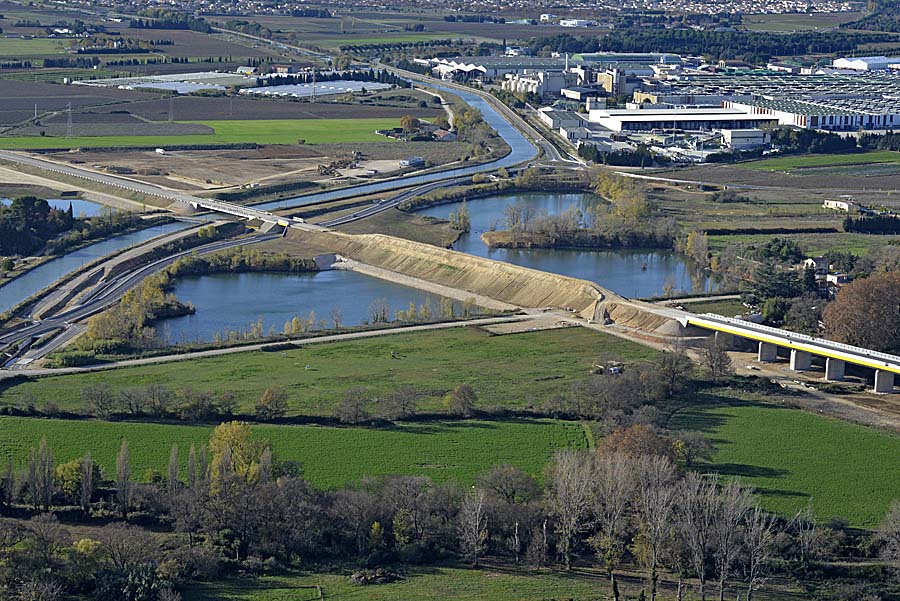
[757,342,778,362]
[715,331,737,350]
[874,370,895,394]
[825,358,845,381]
[790,349,812,371]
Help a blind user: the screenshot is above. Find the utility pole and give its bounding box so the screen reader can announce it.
[312,69,317,103]
[169,96,174,123]
[66,103,73,138]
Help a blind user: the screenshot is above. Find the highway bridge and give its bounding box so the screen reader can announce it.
[0,149,320,229]
[679,312,900,393]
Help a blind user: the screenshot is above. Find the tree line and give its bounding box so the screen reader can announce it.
[525,30,892,63]
[3,414,899,601]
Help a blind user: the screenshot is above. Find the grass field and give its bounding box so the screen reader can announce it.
[745,151,900,171]
[0,328,651,415]
[708,231,900,256]
[0,415,586,489]
[742,11,863,31]
[683,298,745,316]
[673,399,900,527]
[0,37,67,57]
[0,118,400,149]
[184,565,776,601]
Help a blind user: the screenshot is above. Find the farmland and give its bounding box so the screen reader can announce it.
[0,416,587,489]
[0,327,650,415]
[742,11,864,31]
[744,150,900,171]
[0,37,67,57]
[0,118,402,149]
[673,398,900,527]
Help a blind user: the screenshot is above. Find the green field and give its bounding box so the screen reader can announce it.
[708,231,900,256]
[0,118,401,149]
[181,565,730,601]
[682,298,745,316]
[743,11,863,31]
[745,151,900,171]
[0,416,586,489]
[673,400,900,527]
[0,37,67,57]
[0,328,650,415]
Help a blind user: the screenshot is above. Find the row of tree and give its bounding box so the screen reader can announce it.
[525,30,891,64]
[4,417,895,601]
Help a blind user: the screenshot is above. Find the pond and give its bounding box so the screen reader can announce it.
[416,192,719,299]
[156,270,466,345]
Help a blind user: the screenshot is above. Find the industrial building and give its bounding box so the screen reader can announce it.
[832,56,898,71]
[587,107,777,132]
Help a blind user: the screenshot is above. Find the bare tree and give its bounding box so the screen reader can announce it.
[167,445,179,501]
[378,385,419,420]
[448,384,477,417]
[118,388,145,415]
[714,481,753,601]
[676,472,719,601]
[81,383,117,418]
[0,459,13,510]
[115,439,131,520]
[634,455,677,601]
[589,452,635,601]
[674,431,713,468]
[145,384,174,417]
[792,501,817,566]
[255,387,289,420]
[546,450,594,570]
[15,577,65,601]
[80,452,93,515]
[458,487,489,567]
[35,437,53,512]
[335,387,371,424]
[743,505,778,601]
[878,500,900,571]
[259,446,272,484]
[187,445,197,491]
[702,336,734,381]
[331,305,343,329]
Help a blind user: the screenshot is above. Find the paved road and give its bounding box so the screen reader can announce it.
[0,232,280,354]
[1,313,538,378]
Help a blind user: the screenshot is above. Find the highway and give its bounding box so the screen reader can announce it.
[0,232,280,362]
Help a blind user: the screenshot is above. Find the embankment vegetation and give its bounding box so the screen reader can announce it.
[0,196,148,257]
[69,247,319,358]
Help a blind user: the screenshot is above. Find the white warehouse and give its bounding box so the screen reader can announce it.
[587,108,777,132]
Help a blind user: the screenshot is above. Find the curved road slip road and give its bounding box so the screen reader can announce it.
[0,232,280,353]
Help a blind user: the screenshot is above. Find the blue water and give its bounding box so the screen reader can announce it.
[0,221,190,313]
[417,192,718,299]
[157,270,464,344]
[254,85,538,212]
[0,197,110,218]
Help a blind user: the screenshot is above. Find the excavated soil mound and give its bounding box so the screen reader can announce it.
[289,229,617,314]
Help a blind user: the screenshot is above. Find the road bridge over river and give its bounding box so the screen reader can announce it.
[658,309,900,393]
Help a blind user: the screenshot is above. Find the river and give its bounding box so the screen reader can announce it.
[156,270,464,345]
[416,192,719,299]
[0,221,190,313]
[253,84,538,212]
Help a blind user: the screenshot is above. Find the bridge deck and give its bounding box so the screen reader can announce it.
[686,313,900,375]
